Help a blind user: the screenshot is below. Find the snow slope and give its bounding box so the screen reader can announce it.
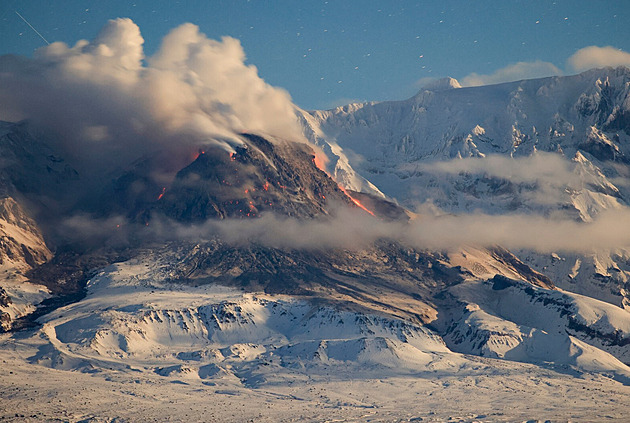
[442,276,630,370]
[33,255,457,376]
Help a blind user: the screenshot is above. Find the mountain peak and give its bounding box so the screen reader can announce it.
[420,77,462,92]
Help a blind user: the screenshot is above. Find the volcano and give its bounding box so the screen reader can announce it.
[156,133,355,221]
[2,70,630,422]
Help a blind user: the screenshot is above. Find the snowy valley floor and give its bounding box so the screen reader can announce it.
[1,257,630,422]
[1,341,630,423]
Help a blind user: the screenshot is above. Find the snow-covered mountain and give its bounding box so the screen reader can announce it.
[300,66,630,309]
[301,66,630,211]
[3,246,628,421]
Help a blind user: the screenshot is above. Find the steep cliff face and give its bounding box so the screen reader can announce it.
[0,197,52,269]
[0,196,52,331]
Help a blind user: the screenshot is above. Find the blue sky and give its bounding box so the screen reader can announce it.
[1,0,629,109]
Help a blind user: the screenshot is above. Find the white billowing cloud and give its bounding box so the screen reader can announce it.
[0,18,303,174]
[461,60,563,87]
[568,46,630,73]
[456,46,630,89]
[419,152,581,206]
[39,17,144,85]
[145,23,301,143]
[421,152,574,184]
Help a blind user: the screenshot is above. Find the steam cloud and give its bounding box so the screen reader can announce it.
[0,18,303,175]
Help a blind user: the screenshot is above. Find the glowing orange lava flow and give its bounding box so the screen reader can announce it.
[191,150,206,162]
[157,187,166,200]
[312,154,327,172]
[337,186,376,216]
[349,196,376,216]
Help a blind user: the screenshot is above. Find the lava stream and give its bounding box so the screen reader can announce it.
[338,186,376,216]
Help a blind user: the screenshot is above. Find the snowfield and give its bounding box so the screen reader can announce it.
[2,254,630,422]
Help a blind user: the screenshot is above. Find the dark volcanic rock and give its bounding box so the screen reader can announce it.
[154,240,466,323]
[0,287,11,307]
[157,134,354,221]
[489,246,555,289]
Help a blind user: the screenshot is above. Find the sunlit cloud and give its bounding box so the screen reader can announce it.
[456,46,630,89]
[0,18,304,175]
[460,60,563,87]
[567,46,630,73]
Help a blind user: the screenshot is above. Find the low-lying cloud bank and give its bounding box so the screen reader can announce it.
[418,152,596,206]
[194,209,630,253]
[0,18,303,175]
[459,46,630,87]
[61,206,630,255]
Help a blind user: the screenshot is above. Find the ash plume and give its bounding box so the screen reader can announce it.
[0,18,304,177]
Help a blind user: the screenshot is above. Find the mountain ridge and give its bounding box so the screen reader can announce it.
[299,66,630,310]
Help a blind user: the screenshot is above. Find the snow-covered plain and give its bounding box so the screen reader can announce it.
[2,254,630,422]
